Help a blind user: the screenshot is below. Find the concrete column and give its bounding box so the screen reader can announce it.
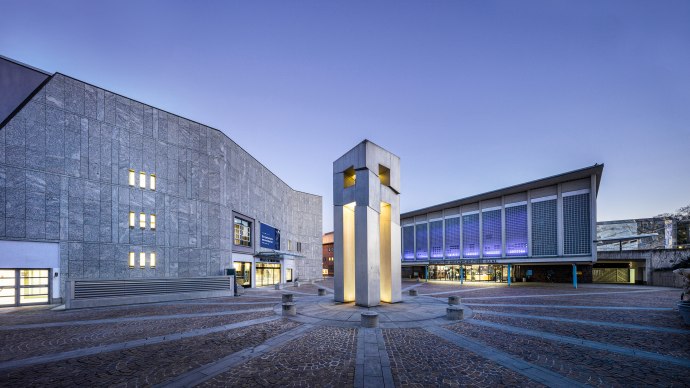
[355,204,381,306]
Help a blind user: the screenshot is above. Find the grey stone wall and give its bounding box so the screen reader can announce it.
[0,73,322,295]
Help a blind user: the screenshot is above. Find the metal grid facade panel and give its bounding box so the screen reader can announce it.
[444,217,461,258]
[462,214,480,258]
[429,220,443,259]
[564,193,591,255]
[531,199,558,256]
[482,210,502,257]
[505,205,528,257]
[415,223,428,259]
[402,225,415,260]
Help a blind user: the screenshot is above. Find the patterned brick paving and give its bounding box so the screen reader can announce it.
[383,327,541,387]
[1,318,300,387]
[0,301,271,326]
[448,322,688,387]
[1,283,687,387]
[201,326,357,387]
[0,311,274,361]
[471,305,686,329]
[473,312,690,358]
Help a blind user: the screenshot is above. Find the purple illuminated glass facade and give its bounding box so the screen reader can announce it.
[415,223,428,259]
[444,217,461,258]
[505,204,528,256]
[402,225,415,260]
[429,220,443,259]
[462,214,479,257]
[482,210,502,257]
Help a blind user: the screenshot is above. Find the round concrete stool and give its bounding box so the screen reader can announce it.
[318,288,326,296]
[448,296,461,305]
[282,293,294,303]
[282,302,296,316]
[361,312,379,328]
[409,289,418,296]
[446,306,464,320]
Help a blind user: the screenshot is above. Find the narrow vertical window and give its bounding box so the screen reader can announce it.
[128,252,135,268]
[139,171,146,188]
[129,212,135,228]
[150,214,156,230]
[128,170,136,186]
[150,174,156,191]
[139,213,146,229]
[150,252,156,268]
[139,252,145,268]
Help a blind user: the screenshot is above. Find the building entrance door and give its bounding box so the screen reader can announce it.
[0,269,50,306]
[255,263,281,287]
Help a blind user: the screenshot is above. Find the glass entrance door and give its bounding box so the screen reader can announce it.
[0,269,50,306]
[233,262,252,288]
[255,263,281,287]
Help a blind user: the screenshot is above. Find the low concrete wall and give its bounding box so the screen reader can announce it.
[651,271,685,289]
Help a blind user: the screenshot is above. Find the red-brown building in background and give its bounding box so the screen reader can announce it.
[322,232,334,277]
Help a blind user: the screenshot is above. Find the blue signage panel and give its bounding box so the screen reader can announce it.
[260,223,281,250]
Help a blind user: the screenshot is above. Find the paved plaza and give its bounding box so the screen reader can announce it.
[0,280,688,387]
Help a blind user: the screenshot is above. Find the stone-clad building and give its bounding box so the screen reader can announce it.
[0,55,322,307]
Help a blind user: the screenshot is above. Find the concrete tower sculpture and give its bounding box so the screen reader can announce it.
[333,140,402,307]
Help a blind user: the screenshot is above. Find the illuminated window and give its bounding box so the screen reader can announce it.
[150,174,156,191]
[128,252,135,268]
[139,252,145,268]
[139,213,146,229]
[150,252,156,268]
[129,212,135,228]
[150,214,156,230]
[139,171,146,188]
[344,166,356,188]
[128,170,136,186]
[233,217,252,247]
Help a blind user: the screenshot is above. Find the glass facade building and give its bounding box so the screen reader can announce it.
[400,165,602,283]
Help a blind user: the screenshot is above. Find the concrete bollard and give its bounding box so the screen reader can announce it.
[448,296,461,305]
[361,311,379,328]
[282,293,294,303]
[282,302,296,316]
[409,289,418,296]
[318,288,326,296]
[294,281,300,288]
[446,306,464,320]
[275,283,283,290]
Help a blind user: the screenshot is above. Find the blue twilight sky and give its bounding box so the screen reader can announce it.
[2,1,689,232]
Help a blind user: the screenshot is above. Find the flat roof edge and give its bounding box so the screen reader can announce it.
[401,164,604,219]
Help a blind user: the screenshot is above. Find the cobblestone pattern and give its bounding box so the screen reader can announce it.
[0,311,274,361]
[0,301,269,326]
[201,326,357,387]
[473,313,690,358]
[1,318,300,387]
[472,305,686,329]
[383,328,540,387]
[463,290,681,308]
[448,322,688,387]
